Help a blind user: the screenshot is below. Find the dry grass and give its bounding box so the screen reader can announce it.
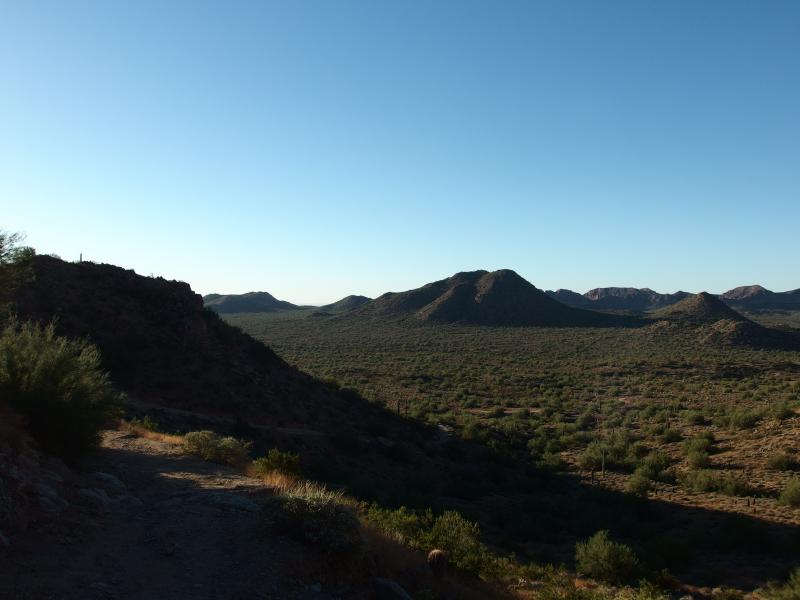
[244,464,299,490]
[118,420,184,446]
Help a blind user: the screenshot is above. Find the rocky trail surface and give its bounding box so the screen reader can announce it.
[0,431,339,600]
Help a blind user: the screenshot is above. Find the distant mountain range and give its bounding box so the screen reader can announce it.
[547,287,691,311]
[548,285,800,312]
[205,281,800,318]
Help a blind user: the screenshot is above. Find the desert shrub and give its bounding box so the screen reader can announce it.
[635,451,670,481]
[251,448,301,476]
[684,436,713,455]
[767,452,793,471]
[578,433,634,472]
[575,530,640,584]
[716,408,763,430]
[0,320,123,458]
[183,430,252,465]
[422,511,492,575]
[687,449,710,468]
[660,428,682,443]
[362,504,505,579]
[778,479,800,507]
[764,568,800,600]
[536,450,566,471]
[680,470,754,496]
[625,473,651,497]
[684,410,706,426]
[262,482,362,556]
[770,402,794,421]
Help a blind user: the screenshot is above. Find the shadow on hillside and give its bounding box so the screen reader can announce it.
[125,393,800,591]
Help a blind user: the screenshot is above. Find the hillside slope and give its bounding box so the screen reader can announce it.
[320,294,371,313]
[358,270,635,327]
[10,257,544,517]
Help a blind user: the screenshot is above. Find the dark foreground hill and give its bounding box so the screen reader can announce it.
[547,287,691,311]
[12,257,486,498]
[203,291,298,313]
[357,269,636,327]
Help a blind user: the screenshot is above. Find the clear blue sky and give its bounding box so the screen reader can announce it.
[2,1,798,304]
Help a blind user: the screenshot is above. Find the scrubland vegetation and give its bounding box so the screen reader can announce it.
[227,310,800,590]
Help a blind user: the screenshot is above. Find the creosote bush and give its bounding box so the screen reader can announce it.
[575,530,640,584]
[183,430,252,465]
[0,320,123,459]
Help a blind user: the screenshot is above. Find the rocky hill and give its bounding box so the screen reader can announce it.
[719,285,800,311]
[654,292,799,348]
[203,291,298,314]
[357,269,635,327]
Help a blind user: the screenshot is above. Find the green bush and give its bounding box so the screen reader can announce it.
[778,479,800,507]
[0,320,123,458]
[635,451,670,481]
[362,504,505,579]
[183,430,252,465]
[252,448,301,476]
[575,530,640,584]
[261,482,362,556]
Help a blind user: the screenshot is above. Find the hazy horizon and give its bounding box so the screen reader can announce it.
[3,1,799,304]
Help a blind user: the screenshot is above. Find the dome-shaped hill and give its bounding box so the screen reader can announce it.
[656,292,748,324]
[319,294,371,313]
[656,292,750,324]
[357,269,634,327]
[203,291,298,314]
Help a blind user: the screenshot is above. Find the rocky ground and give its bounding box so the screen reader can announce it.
[0,431,382,600]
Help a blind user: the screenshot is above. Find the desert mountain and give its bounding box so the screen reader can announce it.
[547,287,691,311]
[719,285,800,311]
[653,292,799,348]
[656,292,748,324]
[203,291,298,313]
[357,269,633,327]
[319,294,371,313]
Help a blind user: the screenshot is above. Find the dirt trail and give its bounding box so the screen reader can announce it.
[0,431,326,600]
